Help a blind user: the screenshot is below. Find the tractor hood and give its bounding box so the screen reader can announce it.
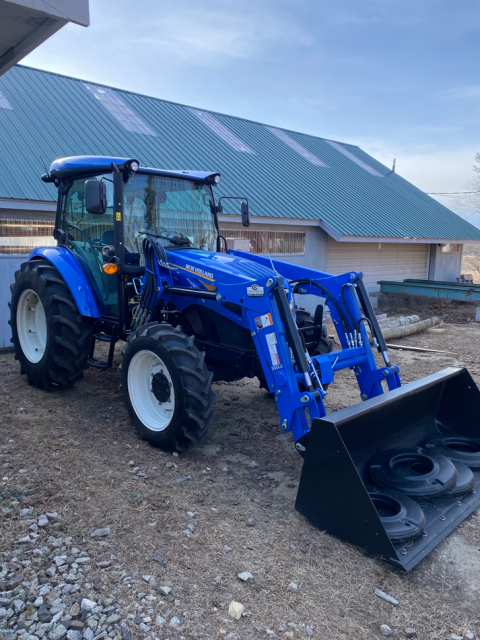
[167,249,276,287]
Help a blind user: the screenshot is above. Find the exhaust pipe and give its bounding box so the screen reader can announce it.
[295,367,480,571]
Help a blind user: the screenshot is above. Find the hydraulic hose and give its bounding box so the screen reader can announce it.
[290,278,353,337]
[131,236,169,330]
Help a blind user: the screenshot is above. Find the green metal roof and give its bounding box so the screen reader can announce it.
[1,64,480,241]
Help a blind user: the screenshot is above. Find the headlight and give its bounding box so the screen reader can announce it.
[130,161,139,172]
[214,174,221,184]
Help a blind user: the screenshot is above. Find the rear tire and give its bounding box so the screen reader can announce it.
[121,322,215,452]
[9,260,94,389]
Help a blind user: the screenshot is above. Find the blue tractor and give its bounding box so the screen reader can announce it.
[10,156,480,570]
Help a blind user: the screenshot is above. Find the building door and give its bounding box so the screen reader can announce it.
[326,239,429,291]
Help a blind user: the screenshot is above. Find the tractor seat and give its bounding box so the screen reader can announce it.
[101,229,114,245]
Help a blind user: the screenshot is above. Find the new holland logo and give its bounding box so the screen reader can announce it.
[247,283,265,297]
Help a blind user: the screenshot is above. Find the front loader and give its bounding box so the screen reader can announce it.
[10,155,480,571]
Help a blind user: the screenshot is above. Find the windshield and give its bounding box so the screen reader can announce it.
[124,174,217,253]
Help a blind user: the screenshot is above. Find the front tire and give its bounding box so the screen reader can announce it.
[121,322,215,452]
[9,260,94,389]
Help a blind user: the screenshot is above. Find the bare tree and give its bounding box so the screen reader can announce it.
[457,152,480,213]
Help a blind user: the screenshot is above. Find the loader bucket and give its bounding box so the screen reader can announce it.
[295,367,480,571]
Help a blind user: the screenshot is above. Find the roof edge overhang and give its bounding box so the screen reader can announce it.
[332,234,480,245]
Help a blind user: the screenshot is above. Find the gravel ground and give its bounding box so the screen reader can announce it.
[1,313,480,640]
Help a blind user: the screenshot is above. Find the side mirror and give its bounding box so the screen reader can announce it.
[241,200,250,227]
[85,180,107,214]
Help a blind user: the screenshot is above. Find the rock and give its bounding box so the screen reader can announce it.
[39,586,51,596]
[404,629,416,638]
[175,477,188,483]
[287,582,298,592]
[83,629,94,640]
[51,624,67,640]
[18,534,32,543]
[46,567,57,578]
[169,616,180,627]
[156,615,165,625]
[66,631,82,640]
[228,601,244,620]
[33,596,44,607]
[46,512,58,521]
[70,603,80,617]
[0,573,24,591]
[37,515,49,527]
[90,527,110,538]
[20,508,34,518]
[374,589,399,606]
[305,626,313,637]
[68,621,84,631]
[0,609,6,619]
[245,518,257,527]
[96,561,111,569]
[12,599,25,613]
[450,636,463,640]
[119,625,132,640]
[158,586,171,596]
[187,523,196,532]
[106,614,121,625]
[465,634,476,640]
[224,546,232,552]
[37,606,52,623]
[80,599,96,611]
[381,625,393,637]
[237,571,254,582]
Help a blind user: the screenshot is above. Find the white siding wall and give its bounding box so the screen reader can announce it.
[327,239,429,292]
[0,255,23,348]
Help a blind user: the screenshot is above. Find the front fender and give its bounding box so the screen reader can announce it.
[29,247,101,318]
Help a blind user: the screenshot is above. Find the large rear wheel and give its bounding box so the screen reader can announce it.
[121,322,215,452]
[9,260,94,389]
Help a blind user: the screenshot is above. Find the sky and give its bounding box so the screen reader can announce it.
[23,0,480,220]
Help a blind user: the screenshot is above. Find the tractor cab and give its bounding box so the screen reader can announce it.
[44,156,226,321]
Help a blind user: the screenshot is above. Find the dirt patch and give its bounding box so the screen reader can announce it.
[1,324,480,639]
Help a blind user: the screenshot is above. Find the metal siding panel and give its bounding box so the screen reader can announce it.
[0,65,479,241]
[0,254,23,348]
[326,239,429,292]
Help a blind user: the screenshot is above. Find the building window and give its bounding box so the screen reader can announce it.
[441,243,461,253]
[0,219,54,254]
[219,228,305,255]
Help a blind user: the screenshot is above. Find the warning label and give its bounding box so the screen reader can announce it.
[265,332,282,369]
[255,313,273,330]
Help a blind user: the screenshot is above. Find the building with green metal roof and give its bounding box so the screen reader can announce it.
[1,63,480,292]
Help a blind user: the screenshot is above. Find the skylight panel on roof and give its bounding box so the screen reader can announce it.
[266,126,328,167]
[325,140,383,177]
[83,83,156,136]
[189,108,255,153]
[0,90,13,110]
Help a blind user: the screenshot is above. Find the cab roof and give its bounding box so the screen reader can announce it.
[48,156,220,183]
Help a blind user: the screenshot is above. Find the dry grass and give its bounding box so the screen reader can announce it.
[2,322,480,639]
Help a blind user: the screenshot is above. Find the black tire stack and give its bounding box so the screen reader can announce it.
[368,436,480,543]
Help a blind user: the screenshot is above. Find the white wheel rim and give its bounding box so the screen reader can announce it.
[16,288,47,363]
[128,350,175,431]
